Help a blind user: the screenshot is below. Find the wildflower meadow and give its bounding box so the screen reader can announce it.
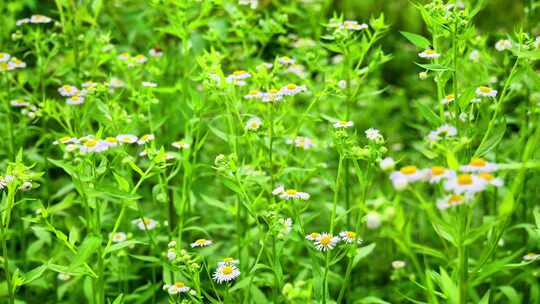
[1,0,540,303]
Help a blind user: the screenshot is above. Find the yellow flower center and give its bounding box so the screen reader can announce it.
[195,239,207,244]
[223,257,234,263]
[249,90,259,95]
[457,174,473,185]
[122,136,131,141]
[431,166,445,176]
[310,233,320,239]
[470,158,486,167]
[143,219,151,225]
[478,173,494,181]
[0,63,9,71]
[448,194,463,205]
[319,235,332,246]
[221,266,233,275]
[285,189,298,195]
[174,282,185,288]
[269,88,279,94]
[445,94,454,101]
[59,136,71,143]
[345,231,356,239]
[84,139,97,148]
[478,86,492,94]
[233,70,246,76]
[134,55,145,61]
[286,84,296,90]
[400,166,417,175]
[250,122,259,128]
[105,137,117,143]
[425,49,437,55]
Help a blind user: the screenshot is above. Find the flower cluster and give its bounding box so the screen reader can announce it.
[118,52,148,68]
[53,133,157,154]
[389,158,503,209]
[244,84,307,102]
[0,52,27,72]
[305,230,363,251]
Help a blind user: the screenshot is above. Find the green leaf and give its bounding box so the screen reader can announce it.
[475,120,506,157]
[479,290,491,304]
[415,62,451,72]
[70,235,102,270]
[400,31,431,49]
[499,286,521,304]
[352,243,376,268]
[112,293,125,304]
[22,264,48,285]
[414,101,443,126]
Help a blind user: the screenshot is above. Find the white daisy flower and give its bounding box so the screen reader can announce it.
[30,15,52,23]
[82,81,98,91]
[57,272,71,281]
[475,86,497,97]
[469,49,480,62]
[339,230,362,244]
[365,128,383,142]
[441,94,455,105]
[149,47,163,57]
[79,139,109,154]
[226,70,251,86]
[53,136,79,145]
[277,56,295,65]
[190,239,213,248]
[117,52,131,61]
[58,85,79,97]
[166,250,176,261]
[287,136,314,149]
[379,157,395,171]
[260,89,284,103]
[460,158,498,173]
[66,94,85,105]
[109,77,126,88]
[172,140,190,149]
[132,54,147,64]
[238,0,258,9]
[16,18,30,26]
[333,120,354,129]
[218,257,240,267]
[444,174,487,194]
[392,260,406,269]
[338,80,347,89]
[339,20,368,31]
[0,52,10,62]
[142,81,157,88]
[418,49,441,59]
[535,37,540,49]
[427,124,457,142]
[495,39,512,51]
[168,241,177,248]
[305,232,321,241]
[111,232,127,243]
[286,64,307,78]
[245,117,262,131]
[275,188,310,200]
[104,137,119,147]
[477,172,504,187]
[389,165,426,190]
[522,253,540,261]
[7,57,26,69]
[366,211,382,229]
[164,282,190,295]
[10,97,30,107]
[279,83,307,96]
[132,218,158,231]
[137,134,155,145]
[313,233,339,251]
[436,194,467,210]
[213,264,241,284]
[116,134,138,144]
[427,166,456,183]
[244,89,262,100]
